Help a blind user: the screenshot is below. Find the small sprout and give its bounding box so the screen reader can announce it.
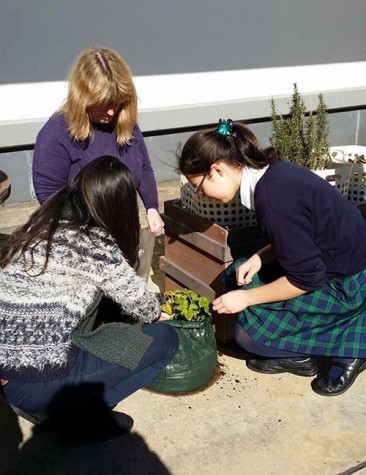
[160,289,211,321]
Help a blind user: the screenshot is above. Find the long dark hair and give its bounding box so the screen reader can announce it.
[1,156,140,272]
[179,121,280,176]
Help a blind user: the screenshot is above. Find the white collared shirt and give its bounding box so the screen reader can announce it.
[240,165,269,210]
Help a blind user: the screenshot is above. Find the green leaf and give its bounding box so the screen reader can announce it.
[161,289,211,321]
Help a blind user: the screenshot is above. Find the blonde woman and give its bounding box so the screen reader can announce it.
[32,47,164,234]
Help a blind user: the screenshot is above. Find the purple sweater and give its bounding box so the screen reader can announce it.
[255,161,366,291]
[32,113,159,209]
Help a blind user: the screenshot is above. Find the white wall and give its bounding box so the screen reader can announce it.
[1,62,366,147]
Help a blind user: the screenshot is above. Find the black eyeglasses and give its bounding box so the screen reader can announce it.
[192,172,208,196]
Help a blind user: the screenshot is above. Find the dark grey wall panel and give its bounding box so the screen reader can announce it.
[1,0,366,84]
[0,151,35,204]
[328,111,361,147]
[358,110,366,146]
[144,132,191,183]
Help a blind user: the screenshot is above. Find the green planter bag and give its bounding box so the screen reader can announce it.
[147,317,218,394]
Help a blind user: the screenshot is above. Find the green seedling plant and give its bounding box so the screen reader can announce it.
[161,289,211,321]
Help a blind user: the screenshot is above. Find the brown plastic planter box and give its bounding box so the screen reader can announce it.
[160,199,267,342]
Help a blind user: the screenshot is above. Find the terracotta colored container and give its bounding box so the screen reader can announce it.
[160,199,267,342]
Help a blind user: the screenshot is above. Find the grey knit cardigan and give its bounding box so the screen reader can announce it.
[0,226,160,381]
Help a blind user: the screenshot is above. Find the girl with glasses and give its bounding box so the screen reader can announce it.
[179,119,366,397]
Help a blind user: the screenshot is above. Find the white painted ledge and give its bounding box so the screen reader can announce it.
[1,62,366,148]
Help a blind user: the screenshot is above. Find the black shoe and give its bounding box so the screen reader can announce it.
[112,411,134,433]
[76,410,134,444]
[311,358,366,397]
[44,409,134,445]
[246,357,318,377]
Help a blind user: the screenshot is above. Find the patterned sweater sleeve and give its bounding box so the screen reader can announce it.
[79,229,161,323]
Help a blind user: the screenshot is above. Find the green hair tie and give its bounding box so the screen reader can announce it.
[216,119,234,137]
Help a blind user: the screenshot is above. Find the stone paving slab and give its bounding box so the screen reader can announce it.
[3,348,366,475]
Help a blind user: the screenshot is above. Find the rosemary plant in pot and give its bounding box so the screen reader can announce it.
[270,83,330,171]
[147,289,218,394]
[270,83,361,202]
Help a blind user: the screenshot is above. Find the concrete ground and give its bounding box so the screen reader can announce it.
[1,181,366,475]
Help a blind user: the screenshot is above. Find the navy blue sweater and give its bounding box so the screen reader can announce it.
[254,161,366,291]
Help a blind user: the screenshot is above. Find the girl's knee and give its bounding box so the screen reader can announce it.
[143,322,180,357]
[159,323,180,355]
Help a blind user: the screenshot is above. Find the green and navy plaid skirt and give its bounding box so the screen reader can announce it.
[223,259,366,358]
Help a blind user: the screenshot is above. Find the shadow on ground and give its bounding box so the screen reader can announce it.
[0,395,171,475]
[217,341,250,361]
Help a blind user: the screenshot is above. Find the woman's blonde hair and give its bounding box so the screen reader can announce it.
[59,47,138,145]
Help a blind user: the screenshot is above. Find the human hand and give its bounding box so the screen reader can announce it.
[212,290,249,314]
[159,312,171,321]
[236,254,261,286]
[147,208,165,234]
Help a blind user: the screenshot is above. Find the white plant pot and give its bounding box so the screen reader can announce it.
[328,145,366,167]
